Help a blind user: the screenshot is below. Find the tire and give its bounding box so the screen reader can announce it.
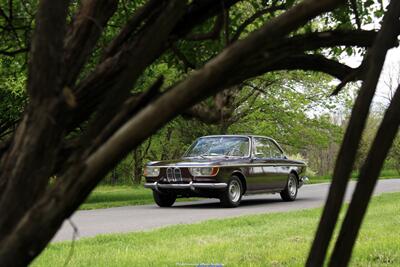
[220,176,243,208]
[153,190,177,207]
[280,173,298,201]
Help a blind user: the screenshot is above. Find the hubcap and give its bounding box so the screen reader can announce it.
[229,180,241,202]
[288,176,297,197]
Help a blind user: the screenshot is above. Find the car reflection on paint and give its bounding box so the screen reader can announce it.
[144,135,308,208]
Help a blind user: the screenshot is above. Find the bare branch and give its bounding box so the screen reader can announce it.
[330,66,364,95]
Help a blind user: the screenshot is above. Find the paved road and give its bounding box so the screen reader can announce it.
[53,179,400,242]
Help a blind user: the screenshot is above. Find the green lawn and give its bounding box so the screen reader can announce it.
[34,192,400,267]
[80,185,153,210]
[309,169,399,184]
[80,185,196,210]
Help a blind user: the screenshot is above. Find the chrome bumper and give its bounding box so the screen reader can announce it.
[299,176,309,188]
[144,181,227,191]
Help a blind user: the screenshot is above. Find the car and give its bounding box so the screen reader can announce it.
[144,135,308,207]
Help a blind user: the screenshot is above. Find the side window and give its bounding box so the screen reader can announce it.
[267,139,284,158]
[253,138,272,158]
[253,138,284,159]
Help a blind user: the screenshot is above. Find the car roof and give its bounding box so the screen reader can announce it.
[200,134,273,139]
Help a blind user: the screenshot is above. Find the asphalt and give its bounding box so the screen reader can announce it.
[53,179,400,242]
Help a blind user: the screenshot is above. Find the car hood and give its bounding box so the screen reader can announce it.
[146,157,251,167]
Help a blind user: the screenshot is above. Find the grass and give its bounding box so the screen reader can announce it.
[309,169,399,184]
[34,192,400,267]
[79,185,153,210]
[80,185,196,210]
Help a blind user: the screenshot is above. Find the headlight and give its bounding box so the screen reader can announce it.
[144,167,160,177]
[189,167,219,177]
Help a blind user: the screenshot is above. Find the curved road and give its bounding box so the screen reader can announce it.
[53,179,400,242]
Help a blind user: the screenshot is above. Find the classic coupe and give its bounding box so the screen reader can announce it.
[144,135,308,207]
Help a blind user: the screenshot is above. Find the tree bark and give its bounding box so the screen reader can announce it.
[0,0,70,240]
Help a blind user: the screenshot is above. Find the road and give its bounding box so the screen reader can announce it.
[53,179,400,242]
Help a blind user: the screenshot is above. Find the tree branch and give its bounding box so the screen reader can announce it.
[349,0,361,29]
[101,0,160,60]
[69,0,244,131]
[79,0,185,147]
[63,0,119,86]
[182,103,222,123]
[231,4,286,42]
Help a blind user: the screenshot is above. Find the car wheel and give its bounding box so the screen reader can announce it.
[280,173,298,201]
[220,176,243,208]
[153,190,177,207]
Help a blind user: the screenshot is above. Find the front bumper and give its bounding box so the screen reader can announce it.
[144,181,227,192]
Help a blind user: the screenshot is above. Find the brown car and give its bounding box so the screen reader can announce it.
[144,135,308,207]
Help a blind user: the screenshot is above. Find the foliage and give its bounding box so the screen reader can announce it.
[0,57,26,137]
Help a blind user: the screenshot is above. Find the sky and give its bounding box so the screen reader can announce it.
[342,46,400,108]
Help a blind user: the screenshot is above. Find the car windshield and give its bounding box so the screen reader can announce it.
[184,137,250,158]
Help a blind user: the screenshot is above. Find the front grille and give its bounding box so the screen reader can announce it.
[174,168,182,181]
[166,168,173,181]
[166,167,183,182]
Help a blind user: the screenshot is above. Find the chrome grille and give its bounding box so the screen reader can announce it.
[166,167,182,182]
[166,168,173,181]
[174,168,182,181]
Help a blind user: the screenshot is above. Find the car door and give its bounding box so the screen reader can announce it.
[266,139,289,189]
[247,137,280,191]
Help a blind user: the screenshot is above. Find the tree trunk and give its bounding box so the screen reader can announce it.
[306,1,400,265]
[328,83,400,267]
